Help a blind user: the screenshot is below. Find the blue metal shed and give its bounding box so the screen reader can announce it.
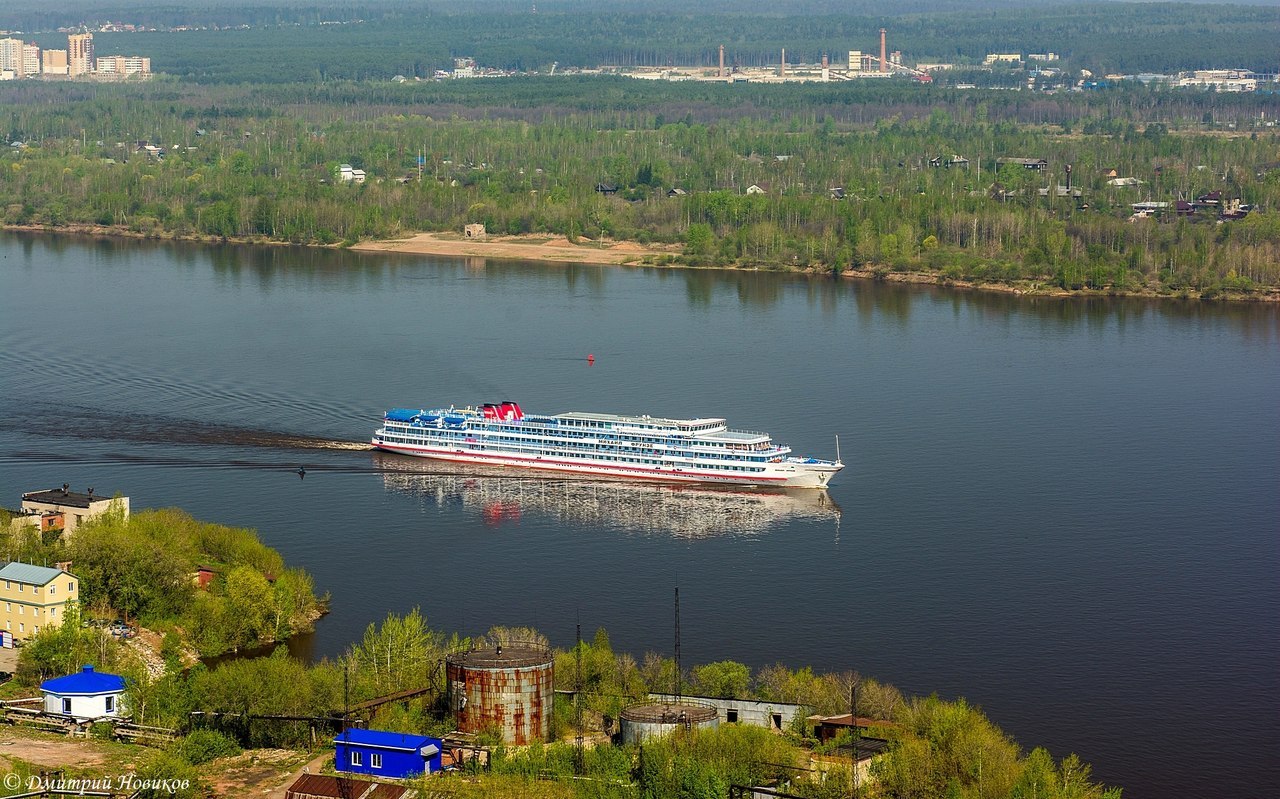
[334,728,442,779]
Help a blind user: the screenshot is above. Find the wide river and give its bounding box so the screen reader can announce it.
[1,232,1276,795]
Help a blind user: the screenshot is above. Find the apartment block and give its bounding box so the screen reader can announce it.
[0,562,78,643]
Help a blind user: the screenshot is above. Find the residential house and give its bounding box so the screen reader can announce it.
[1107,177,1142,187]
[1193,190,1222,208]
[928,155,969,168]
[829,187,846,200]
[337,164,367,184]
[0,561,78,641]
[745,182,770,195]
[996,157,1048,171]
[41,665,126,720]
[335,728,443,779]
[666,187,688,197]
[594,182,618,195]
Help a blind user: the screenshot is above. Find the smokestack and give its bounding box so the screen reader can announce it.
[822,53,829,69]
[880,28,888,73]
[780,48,786,78]
[719,44,725,78]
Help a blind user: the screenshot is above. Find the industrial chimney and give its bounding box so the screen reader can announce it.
[719,44,725,78]
[780,48,786,78]
[880,28,888,73]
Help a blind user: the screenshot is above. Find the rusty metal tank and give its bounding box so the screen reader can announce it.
[445,643,554,745]
[620,700,718,744]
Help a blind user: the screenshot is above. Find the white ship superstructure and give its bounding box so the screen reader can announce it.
[372,401,842,488]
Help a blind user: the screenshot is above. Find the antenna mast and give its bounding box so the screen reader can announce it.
[674,586,681,701]
[575,620,584,774]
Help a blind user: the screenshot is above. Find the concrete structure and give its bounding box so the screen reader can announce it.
[42,49,69,76]
[446,643,554,745]
[464,223,486,239]
[285,774,413,799]
[620,699,718,743]
[41,665,125,721]
[648,693,808,732]
[984,53,1023,66]
[22,43,39,77]
[335,728,442,779]
[68,33,94,76]
[0,562,78,642]
[20,485,128,534]
[847,50,864,72]
[95,55,151,76]
[0,38,24,76]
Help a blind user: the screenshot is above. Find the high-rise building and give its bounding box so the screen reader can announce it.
[0,37,23,75]
[68,32,93,76]
[42,49,68,76]
[23,43,39,76]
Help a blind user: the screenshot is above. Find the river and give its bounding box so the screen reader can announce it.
[0,232,1275,796]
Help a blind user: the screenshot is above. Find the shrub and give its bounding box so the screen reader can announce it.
[175,729,242,765]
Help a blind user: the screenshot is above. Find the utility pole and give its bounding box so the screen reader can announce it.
[851,678,861,799]
[674,587,681,701]
[575,620,584,775]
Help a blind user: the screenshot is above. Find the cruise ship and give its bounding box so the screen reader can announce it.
[371,401,843,488]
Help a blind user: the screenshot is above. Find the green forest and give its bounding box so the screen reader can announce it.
[3,78,1278,298]
[1,505,325,665]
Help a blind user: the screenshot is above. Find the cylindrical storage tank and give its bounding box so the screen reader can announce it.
[620,701,718,744]
[445,644,554,745]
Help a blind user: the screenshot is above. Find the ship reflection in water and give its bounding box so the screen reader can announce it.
[372,451,841,539]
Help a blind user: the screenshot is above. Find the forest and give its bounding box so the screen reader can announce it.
[0,505,326,664]
[3,77,1278,298]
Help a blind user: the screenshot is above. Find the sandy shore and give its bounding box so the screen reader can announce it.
[350,231,680,265]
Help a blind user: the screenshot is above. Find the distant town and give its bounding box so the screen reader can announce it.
[0,31,151,80]
[1,18,1276,91]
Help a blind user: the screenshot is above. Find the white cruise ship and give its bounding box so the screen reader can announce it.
[372,401,842,488]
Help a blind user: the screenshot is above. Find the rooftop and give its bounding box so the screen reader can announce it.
[22,486,113,509]
[335,728,438,752]
[445,644,553,669]
[286,774,411,799]
[621,700,717,723]
[41,665,126,696]
[0,561,69,586]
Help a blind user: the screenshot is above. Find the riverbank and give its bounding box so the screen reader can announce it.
[5,223,1278,303]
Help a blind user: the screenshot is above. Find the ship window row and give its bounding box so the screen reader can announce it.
[386,428,778,455]
[382,433,776,464]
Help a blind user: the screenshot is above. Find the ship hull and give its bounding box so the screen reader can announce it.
[371,440,838,488]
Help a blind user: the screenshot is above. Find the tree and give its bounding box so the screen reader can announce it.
[691,660,751,699]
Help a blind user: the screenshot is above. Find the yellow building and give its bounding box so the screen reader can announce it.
[42,49,69,76]
[68,32,93,76]
[0,562,78,642]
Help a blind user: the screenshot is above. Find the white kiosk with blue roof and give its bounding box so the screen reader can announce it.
[41,664,126,720]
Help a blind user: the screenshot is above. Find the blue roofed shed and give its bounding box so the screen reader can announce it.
[335,728,443,779]
[41,665,127,720]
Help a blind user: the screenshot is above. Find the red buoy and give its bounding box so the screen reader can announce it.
[587,353,595,365]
